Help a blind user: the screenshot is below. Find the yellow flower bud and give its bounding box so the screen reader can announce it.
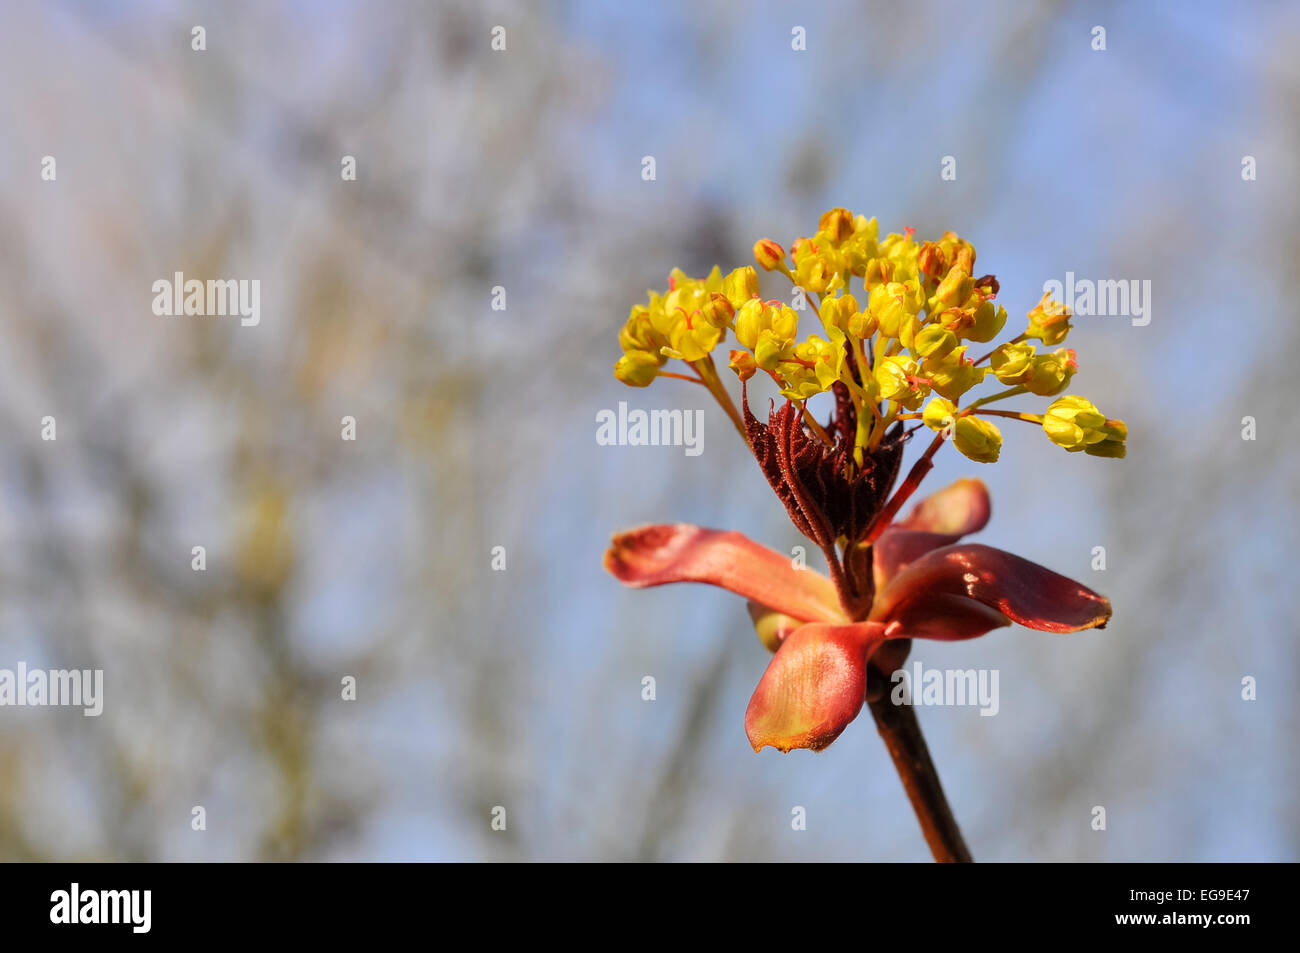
[951,415,1002,463]
[990,341,1037,385]
[963,298,1007,343]
[614,350,662,387]
[776,334,844,401]
[843,215,880,275]
[931,267,973,312]
[951,244,975,274]
[1026,292,1072,345]
[754,330,788,372]
[848,309,878,340]
[869,282,923,338]
[753,239,786,272]
[1085,418,1128,458]
[923,346,986,401]
[862,256,895,290]
[722,266,760,310]
[771,304,799,341]
[662,312,723,362]
[728,349,758,382]
[1022,348,1078,397]
[913,325,958,361]
[734,298,768,350]
[818,207,855,243]
[874,355,927,409]
[702,292,734,327]
[1043,396,1126,457]
[917,241,950,280]
[819,293,860,333]
[619,304,668,355]
[922,397,958,432]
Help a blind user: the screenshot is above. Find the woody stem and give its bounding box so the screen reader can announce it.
[865,672,973,863]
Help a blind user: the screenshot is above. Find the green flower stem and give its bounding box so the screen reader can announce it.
[694,354,749,445]
[972,408,1044,424]
[961,385,1027,414]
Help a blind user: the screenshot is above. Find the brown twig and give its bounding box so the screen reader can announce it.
[866,669,973,862]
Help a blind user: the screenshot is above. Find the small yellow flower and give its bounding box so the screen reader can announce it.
[662,312,724,362]
[702,292,735,327]
[793,253,831,293]
[960,296,1007,343]
[722,266,761,309]
[922,396,958,432]
[1026,292,1072,345]
[776,333,845,400]
[663,266,721,317]
[842,215,880,275]
[791,233,851,293]
[923,346,987,401]
[728,349,758,382]
[754,239,787,272]
[878,229,922,269]
[1043,396,1127,457]
[930,266,973,313]
[818,207,855,243]
[614,350,662,387]
[869,281,925,339]
[848,308,878,340]
[753,330,791,372]
[819,292,860,334]
[735,299,798,354]
[940,232,976,272]
[874,354,928,410]
[989,341,1037,385]
[951,415,1002,463]
[917,241,950,280]
[913,325,958,361]
[618,303,670,358]
[1022,348,1078,397]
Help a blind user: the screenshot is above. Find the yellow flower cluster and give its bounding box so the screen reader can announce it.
[614,209,1127,464]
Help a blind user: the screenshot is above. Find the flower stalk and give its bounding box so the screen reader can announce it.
[866,668,972,863]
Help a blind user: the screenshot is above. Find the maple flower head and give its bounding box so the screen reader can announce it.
[605,209,1128,754]
[613,209,1126,464]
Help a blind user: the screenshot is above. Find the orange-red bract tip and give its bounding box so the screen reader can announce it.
[744,622,885,754]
